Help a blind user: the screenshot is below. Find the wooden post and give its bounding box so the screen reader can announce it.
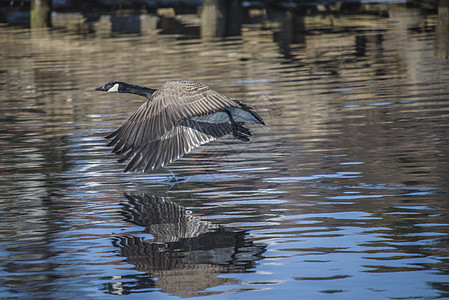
[31,0,52,28]
[201,0,242,38]
[436,0,449,59]
[225,0,242,36]
[201,0,225,38]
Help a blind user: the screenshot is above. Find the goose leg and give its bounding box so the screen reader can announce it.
[225,109,251,142]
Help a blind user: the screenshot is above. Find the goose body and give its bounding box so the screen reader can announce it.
[95,80,265,172]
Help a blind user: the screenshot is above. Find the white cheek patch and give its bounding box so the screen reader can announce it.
[107,83,120,93]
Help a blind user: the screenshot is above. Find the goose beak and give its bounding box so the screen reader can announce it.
[95,86,105,91]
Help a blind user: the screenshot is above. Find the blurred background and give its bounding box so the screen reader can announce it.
[0,0,448,299]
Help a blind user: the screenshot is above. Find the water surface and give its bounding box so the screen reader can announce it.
[0,7,449,300]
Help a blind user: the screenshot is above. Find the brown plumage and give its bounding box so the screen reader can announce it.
[95,80,265,172]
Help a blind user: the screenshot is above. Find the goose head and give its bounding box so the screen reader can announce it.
[95,81,126,93]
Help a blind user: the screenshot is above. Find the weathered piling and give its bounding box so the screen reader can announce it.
[201,0,241,38]
[436,0,449,59]
[31,0,52,28]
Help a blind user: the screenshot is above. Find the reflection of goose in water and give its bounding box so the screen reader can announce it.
[108,194,265,296]
[95,80,265,172]
[121,193,218,242]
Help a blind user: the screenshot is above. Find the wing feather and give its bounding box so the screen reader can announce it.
[120,120,235,172]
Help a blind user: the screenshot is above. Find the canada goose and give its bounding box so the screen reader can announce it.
[95,80,265,172]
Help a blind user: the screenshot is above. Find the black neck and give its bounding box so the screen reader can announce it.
[122,83,156,99]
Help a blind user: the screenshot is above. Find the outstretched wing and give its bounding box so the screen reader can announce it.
[106,80,239,156]
[117,119,240,172]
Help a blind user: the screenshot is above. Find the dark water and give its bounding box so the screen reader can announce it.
[1,6,449,300]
